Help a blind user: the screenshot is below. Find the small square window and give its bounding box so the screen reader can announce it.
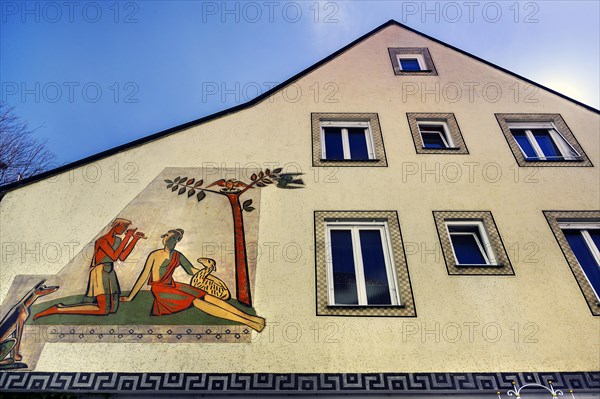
[446,221,497,266]
[418,122,454,149]
[312,113,388,167]
[399,57,423,71]
[544,211,600,316]
[433,211,514,276]
[496,114,592,167]
[407,113,469,154]
[315,211,416,317]
[388,47,437,76]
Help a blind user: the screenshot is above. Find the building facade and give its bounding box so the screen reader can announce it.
[0,20,598,397]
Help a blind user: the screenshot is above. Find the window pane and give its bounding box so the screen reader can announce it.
[330,230,359,305]
[400,58,421,71]
[448,226,488,264]
[532,129,562,158]
[359,230,392,305]
[589,229,600,251]
[347,128,370,160]
[421,132,447,148]
[564,229,600,299]
[511,129,537,159]
[324,127,344,160]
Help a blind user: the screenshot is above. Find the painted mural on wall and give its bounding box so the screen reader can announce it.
[0,167,304,370]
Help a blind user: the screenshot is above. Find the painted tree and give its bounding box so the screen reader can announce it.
[164,168,304,307]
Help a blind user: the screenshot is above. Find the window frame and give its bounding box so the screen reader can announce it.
[433,211,514,276]
[417,121,457,149]
[495,114,592,167]
[508,122,581,161]
[324,220,401,307]
[388,47,438,76]
[320,120,376,161]
[445,220,498,266]
[397,54,426,71]
[558,221,600,303]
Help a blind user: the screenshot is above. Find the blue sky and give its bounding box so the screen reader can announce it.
[1,1,599,165]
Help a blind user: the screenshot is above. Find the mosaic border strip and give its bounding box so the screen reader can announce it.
[41,324,251,343]
[406,113,469,155]
[0,372,598,393]
[543,210,600,316]
[388,47,438,76]
[432,211,515,276]
[311,113,388,167]
[314,211,416,317]
[494,114,593,167]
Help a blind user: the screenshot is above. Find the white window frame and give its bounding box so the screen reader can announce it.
[445,220,498,266]
[559,221,600,302]
[320,120,376,160]
[507,122,581,161]
[324,220,401,306]
[417,120,456,149]
[396,54,427,71]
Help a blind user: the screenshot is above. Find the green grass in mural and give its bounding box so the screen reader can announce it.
[27,291,256,326]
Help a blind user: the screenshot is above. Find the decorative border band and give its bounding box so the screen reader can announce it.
[0,372,598,393]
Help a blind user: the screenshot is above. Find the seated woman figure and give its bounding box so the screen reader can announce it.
[120,229,265,332]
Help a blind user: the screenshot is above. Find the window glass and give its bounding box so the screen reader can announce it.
[359,230,392,305]
[563,229,600,298]
[512,129,537,159]
[532,129,561,158]
[347,128,369,160]
[324,127,344,160]
[330,229,359,305]
[448,225,488,265]
[400,58,421,71]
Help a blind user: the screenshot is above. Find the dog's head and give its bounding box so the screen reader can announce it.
[33,280,59,297]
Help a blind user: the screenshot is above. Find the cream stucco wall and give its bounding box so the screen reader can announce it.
[1,24,599,373]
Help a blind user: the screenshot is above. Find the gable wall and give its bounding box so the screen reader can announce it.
[1,24,598,373]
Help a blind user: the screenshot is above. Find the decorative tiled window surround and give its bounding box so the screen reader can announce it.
[388,47,438,76]
[495,114,592,167]
[543,210,600,316]
[433,211,514,276]
[314,211,416,317]
[311,113,388,167]
[406,113,469,154]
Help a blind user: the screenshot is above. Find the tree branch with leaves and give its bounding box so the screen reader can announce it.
[164,168,304,307]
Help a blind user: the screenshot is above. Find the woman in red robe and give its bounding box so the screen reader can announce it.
[121,229,265,332]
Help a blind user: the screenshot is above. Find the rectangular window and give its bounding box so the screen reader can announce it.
[399,57,423,71]
[325,221,400,306]
[418,121,455,149]
[320,121,375,161]
[388,48,437,75]
[508,122,580,161]
[445,221,498,266]
[560,222,600,303]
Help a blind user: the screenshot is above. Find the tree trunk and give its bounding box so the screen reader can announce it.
[226,193,252,307]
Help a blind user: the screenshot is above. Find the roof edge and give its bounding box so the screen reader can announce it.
[1,19,598,194]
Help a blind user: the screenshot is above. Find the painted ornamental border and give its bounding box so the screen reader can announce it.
[0,371,598,394]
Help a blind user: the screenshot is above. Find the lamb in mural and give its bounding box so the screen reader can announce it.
[190,258,231,300]
[34,218,146,320]
[120,229,265,332]
[0,280,59,369]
